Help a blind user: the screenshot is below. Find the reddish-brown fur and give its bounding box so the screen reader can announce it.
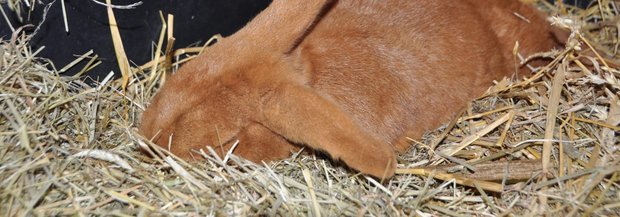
[139,0,559,178]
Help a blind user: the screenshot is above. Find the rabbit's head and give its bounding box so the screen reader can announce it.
[140,0,397,179]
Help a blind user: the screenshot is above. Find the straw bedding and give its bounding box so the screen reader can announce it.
[1,1,619,216]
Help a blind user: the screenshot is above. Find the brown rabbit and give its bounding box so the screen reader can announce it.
[140,0,560,178]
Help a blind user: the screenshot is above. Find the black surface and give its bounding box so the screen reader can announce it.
[2,0,271,80]
[0,3,21,39]
[551,0,594,8]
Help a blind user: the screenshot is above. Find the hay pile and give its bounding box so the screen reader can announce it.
[1,1,619,216]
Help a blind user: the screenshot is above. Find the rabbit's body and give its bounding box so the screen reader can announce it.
[140,0,559,178]
[299,0,558,150]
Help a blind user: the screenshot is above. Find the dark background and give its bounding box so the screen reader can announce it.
[1,0,271,80]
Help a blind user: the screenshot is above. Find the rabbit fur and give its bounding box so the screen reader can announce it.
[140,0,560,178]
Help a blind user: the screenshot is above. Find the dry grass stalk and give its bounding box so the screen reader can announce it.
[105,0,131,90]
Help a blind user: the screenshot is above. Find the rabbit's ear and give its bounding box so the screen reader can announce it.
[257,83,397,178]
[231,0,334,54]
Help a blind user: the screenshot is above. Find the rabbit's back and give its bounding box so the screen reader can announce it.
[295,0,556,151]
